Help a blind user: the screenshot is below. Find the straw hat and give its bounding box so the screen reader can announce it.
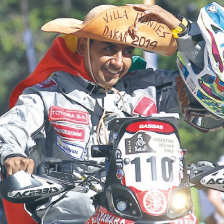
[41,5,177,56]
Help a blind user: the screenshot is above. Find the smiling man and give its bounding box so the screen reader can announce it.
[78,39,135,87]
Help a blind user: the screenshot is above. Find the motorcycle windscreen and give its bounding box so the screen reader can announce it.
[110,119,184,216]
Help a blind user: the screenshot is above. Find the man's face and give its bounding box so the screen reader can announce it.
[79,39,134,87]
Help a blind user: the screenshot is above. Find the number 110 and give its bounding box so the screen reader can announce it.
[130,156,174,182]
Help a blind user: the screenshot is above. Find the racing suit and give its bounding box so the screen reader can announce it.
[0,22,204,223]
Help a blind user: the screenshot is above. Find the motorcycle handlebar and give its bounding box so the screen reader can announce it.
[188,161,224,192]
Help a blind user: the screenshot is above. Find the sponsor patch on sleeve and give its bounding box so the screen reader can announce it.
[36,79,57,88]
[49,106,89,125]
[132,95,157,117]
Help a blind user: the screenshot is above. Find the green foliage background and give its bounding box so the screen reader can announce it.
[0,0,223,164]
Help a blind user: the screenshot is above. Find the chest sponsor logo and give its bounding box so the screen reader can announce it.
[56,136,84,159]
[52,123,85,141]
[132,95,157,117]
[36,79,57,88]
[49,106,89,125]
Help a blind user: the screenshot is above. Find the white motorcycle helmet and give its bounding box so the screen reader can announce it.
[177,2,224,131]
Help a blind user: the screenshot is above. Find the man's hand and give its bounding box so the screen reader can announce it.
[4,157,35,176]
[128,4,181,30]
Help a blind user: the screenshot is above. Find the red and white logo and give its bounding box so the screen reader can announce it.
[36,79,57,88]
[171,213,198,224]
[49,106,89,125]
[95,206,134,224]
[126,120,175,133]
[143,190,167,215]
[132,95,157,117]
[52,123,85,141]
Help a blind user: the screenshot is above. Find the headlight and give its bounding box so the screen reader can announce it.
[167,187,193,219]
[105,183,142,220]
[116,200,127,212]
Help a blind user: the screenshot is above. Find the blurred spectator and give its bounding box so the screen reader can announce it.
[208,156,224,224]
[191,187,217,224]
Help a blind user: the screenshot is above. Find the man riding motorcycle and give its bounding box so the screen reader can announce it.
[0,2,224,224]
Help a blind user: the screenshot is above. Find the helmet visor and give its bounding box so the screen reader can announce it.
[184,105,224,132]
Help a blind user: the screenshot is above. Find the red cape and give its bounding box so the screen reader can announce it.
[9,35,93,108]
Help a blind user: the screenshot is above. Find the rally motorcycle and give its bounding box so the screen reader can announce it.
[0,113,224,224]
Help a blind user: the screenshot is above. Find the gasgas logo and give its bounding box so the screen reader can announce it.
[139,124,163,129]
[126,121,174,133]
